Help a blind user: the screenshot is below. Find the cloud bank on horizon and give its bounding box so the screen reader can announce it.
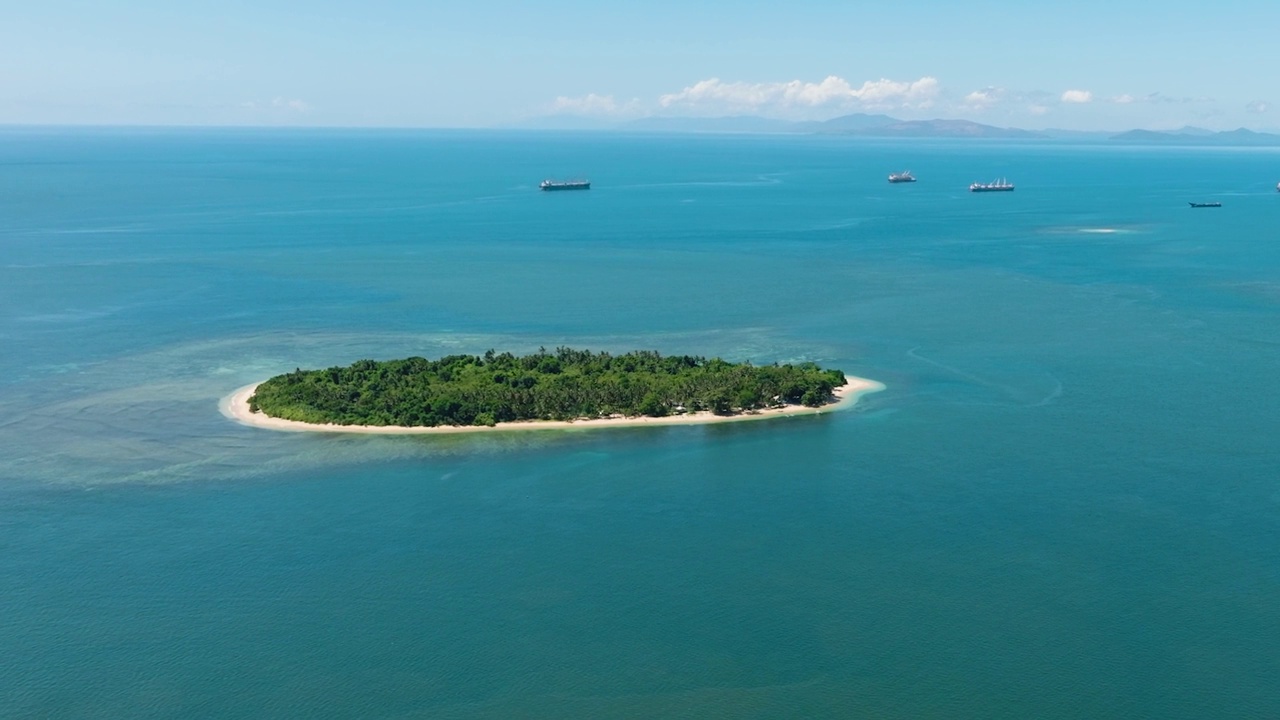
[656,76,941,114]
[543,74,1267,130]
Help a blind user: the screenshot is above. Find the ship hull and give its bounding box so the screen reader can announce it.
[970,186,1014,192]
[540,182,590,191]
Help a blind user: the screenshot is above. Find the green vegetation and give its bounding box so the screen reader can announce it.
[248,348,847,428]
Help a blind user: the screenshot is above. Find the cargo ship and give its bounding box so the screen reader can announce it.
[1189,202,1221,208]
[969,179,1014,192]
[888,171,916,183]
[540,180,591,191]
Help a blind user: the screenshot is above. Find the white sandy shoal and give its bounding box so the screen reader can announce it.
[220,375,885,435]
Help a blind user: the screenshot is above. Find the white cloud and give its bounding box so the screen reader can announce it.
[549,93,641,117]
[850,76,940,107]
[1112,92,1206,105]
[962,87,1005,109]
[1109,93,1194,105]
[1246,100,1270,114]
[271,97,309,112]
[1061,89,1093,104]
[1028,104,1050,116]
[657,75,940,114]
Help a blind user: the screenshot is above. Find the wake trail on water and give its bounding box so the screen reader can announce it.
[907,347,1063,407]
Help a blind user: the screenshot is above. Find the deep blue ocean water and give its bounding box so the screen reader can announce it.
[2,128,1279,718]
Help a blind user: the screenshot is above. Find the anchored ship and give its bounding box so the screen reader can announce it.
[970,178,1015,193]
[1189,202,1221,208]
[888,171,916,183]
[540,179,591,191]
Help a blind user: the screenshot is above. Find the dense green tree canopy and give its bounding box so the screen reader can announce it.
[249,348,847,427]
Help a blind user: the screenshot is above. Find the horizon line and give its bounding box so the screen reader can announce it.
[2,121,1278,137]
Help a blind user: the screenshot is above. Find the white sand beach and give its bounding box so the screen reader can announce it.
[220,375,885,435]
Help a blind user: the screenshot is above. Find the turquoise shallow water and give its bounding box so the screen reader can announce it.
[2,128,1279,717]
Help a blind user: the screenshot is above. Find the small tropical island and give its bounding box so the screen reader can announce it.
[224,348,884,434]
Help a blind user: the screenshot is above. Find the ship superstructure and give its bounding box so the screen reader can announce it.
[969,179,1015,192]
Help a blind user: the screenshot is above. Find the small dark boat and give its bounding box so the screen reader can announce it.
[540,180,590,191]
[1188,202,1221,208]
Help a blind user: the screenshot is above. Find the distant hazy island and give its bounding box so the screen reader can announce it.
[520,111,1280,145]
[225,348,884,434]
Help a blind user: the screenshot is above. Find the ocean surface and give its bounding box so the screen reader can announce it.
[2,128,1278,718]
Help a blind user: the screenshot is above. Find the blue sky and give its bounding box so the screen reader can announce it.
[3,0,1277,130]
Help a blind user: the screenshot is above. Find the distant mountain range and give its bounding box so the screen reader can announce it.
[1108,127,1280,146]
[845,118,1042,139]
[519,113,1280,145]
